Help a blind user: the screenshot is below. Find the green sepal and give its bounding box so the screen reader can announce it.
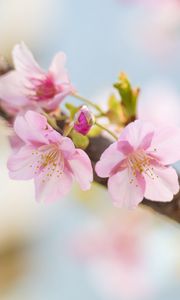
[113,73,139,119]
[88,125,102,137]
[70,130,89,150]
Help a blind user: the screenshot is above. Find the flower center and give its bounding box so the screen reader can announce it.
[127,150,156,183]
[30,145,64,183]
[35,77,57,100]
[26,76,57,102]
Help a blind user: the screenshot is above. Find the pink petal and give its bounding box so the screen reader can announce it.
[34,167,73,202]
[12,42,44,78]
[120,120,155,150]
[95,142,125,178]
[148,127,180,165]
[117,141,134,155]
[9,134,24,153]
[14,111,52,146]
[108,169,144,208]
[25,111,60,143]
[60,137,75,159]
[68,149,93,190]
[0,71,28,106]
[40,88,72,111]
[7,145,37,180]
[139,132,154,150]
[144,165,179,202]
[25,110,48,130]
[49,52,69,83]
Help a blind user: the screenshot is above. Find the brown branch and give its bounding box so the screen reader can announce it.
[86,136,180,223]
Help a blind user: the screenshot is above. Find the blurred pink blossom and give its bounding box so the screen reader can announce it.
[0,42,74,112]
[138,83,180,127]
[7,111,93,202]
[72,212,153,300]
[118,0,180,60]
[96,120,180,208]
[118,0,180,8]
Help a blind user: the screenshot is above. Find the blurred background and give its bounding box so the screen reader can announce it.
[0,0,180,299]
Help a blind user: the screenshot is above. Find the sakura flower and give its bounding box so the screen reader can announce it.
[0,42,74,112]
[74,105,94,135]
[7,111,93,202]
[96,120,180,208]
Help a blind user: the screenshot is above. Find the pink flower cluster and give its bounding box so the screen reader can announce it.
[8,110,93,202]
[1,43,180,206]
[0,42,73,114]
[72,213,152,299]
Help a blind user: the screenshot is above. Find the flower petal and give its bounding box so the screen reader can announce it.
[49,52,69,83]
[120,120,155,150]
[40,88,73,111]
[144,165,179,202]
[68,149,93,190]
[117,140,134,155]
[139,132,154,150]
[60,137,75,159]
[95,142,125,178]
[7,145,37,180]
[9,134,24,153]
[12,42,44,78]
[14,111,52,145]
[0,71,28,106]
[34,167,73,202]
[148,127,180,165]
[108,169,144,208]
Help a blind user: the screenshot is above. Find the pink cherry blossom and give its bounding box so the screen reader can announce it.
[96,120,180,208]
[74,105,94,135]
[7,110,93,202]
[0,42,74,112]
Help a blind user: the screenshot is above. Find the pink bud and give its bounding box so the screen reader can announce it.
[74,106,94,135]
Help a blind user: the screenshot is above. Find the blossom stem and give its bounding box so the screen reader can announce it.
[72,93,104,115]
[43,112,59,131]
[63,123,74,137]
[95,121,118,141]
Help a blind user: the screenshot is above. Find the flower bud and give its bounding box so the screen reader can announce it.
[74,105,94,135]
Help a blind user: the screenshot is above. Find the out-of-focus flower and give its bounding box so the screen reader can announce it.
[72,211,153,300]
[140,0,180,60]
[118,0,180,60]
[96,120,180,208]
[118,0,179,6]
[7,111,93,202]
[138,83,180,127]
[74,105,94,135]
[0,42,74,112]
